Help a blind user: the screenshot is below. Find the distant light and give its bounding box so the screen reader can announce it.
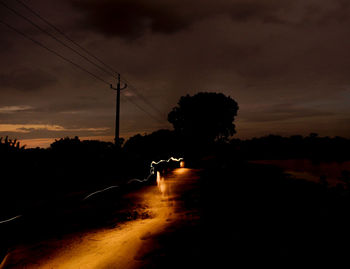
[180,161,185,168]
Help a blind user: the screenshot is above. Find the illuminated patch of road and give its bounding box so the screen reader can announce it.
[2,168,195,269]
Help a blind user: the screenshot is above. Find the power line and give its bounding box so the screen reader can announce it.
[2,1,167,125]
[11,0,166,122]
[1,15,164,124]
[14,0,119,76]
[0,19,110,85]
[123,95,165,124]
[124,82,165,117]
[0,0,115,77]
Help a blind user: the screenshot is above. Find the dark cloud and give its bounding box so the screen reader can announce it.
[68,0,295,39]
[68,0,350,39]
[69,0,183,39]
[68,0,350,40]
[0,68,57,91]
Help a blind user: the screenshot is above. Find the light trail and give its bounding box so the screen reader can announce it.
[85,157,183,196]
[127,157,184,184]
[82,186,119,201]
[150,157,184,175]
[85,157,183,199]
[0,215,22,224]
[127,178,151,184]
[151,157,184,166]
[0,157,184,224]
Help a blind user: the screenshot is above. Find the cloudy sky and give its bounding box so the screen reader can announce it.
[1,0,350,147]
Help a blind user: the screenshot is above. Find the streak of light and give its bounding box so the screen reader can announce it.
[85,157,183,200]
[157,174,166,196]
[156,171,161,185]
[1,157,184,224]
[128,157,183,184]
[0,215,22,224]
[127,175,152,184]
[83,186,119,200]
[156,171,166,195]
[151,157,184,167]
[149,157,184,178]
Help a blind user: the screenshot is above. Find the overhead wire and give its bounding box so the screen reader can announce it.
[123,95,165,125]
[1,0,167,124]
[122,80,165,119]
[0,19,111,85]
[14,0,120,77]
[0,0,115,77]
[13,0,165,121]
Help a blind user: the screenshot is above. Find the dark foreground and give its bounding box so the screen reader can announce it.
[2,160,350,267]
[141,159,350,268]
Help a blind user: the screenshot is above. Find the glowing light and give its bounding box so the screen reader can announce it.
[0,215,22,224]
[156,171,161,185]
[180,161,185,168]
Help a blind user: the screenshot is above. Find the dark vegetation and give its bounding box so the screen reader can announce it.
[1,92,350,265]
[232,133,350,161]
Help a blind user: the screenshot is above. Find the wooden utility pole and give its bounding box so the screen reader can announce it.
[111,73,127,145]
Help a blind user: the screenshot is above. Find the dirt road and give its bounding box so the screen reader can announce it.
[1,168,200,268]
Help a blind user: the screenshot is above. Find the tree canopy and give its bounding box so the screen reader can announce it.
[168,92,238,143]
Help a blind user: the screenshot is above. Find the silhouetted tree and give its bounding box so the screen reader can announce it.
[168,92,239,144]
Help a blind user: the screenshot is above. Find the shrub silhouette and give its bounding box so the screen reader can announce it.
[0,136,25,152]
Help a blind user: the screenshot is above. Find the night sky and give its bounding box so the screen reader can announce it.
[1,0,350,148]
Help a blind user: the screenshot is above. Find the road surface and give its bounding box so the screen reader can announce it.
[1,168,200,269]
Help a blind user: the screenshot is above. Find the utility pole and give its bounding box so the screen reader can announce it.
[110,73,127,146]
